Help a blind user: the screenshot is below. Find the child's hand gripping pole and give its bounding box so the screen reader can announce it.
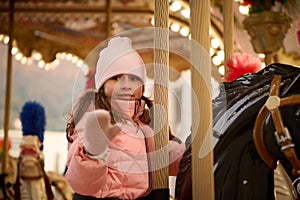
[83,110,121,157]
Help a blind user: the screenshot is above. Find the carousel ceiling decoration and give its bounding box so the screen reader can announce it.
[1,0,300,80]
[0,0,227,81]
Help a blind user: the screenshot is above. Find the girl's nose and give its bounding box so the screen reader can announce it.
[119,76,132,89]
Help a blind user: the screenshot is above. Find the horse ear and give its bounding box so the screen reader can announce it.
[281,73,300,96]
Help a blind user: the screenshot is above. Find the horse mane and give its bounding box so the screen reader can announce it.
[175,63,300,200]
[213,63,300,142]
[212,63,300,199]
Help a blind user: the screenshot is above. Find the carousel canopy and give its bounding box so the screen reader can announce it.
[0,0,195,81]
[0,0,300,81]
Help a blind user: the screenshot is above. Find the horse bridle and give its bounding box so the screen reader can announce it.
[253,75,300,198]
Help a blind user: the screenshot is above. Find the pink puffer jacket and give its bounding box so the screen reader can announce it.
[65,111,185,199]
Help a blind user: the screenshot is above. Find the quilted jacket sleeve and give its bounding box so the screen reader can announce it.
[65,113,109,195]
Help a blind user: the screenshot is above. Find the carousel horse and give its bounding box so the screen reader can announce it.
[175,63,300,200]
[0,101,73,200]
[0,136,73,200]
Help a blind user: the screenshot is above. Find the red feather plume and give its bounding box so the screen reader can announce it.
[224,52,262,82]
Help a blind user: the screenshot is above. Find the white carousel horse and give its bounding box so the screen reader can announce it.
[0,135,73,200]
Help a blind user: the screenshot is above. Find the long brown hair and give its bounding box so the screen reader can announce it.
[66,87,153,143]
[66,87,181,144]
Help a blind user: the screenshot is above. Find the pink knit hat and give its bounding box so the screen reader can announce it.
[95,37,146,90]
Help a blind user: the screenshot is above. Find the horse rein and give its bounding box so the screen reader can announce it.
[253,75,300,198]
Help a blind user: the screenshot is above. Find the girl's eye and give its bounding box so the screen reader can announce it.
[111,75,139,81]
[129,75,140,81]
[130,76,139,81]
[112,75,122,80]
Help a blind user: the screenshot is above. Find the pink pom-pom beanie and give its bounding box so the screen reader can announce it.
[94,36,146,90]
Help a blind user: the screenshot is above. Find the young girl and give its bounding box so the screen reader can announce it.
[65,36,185,199]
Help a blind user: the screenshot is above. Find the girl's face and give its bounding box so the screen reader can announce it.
[103,74,144,100]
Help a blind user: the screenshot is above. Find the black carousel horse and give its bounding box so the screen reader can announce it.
[175,63,300,200]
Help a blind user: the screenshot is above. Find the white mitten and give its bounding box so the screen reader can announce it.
[83,110,121,156]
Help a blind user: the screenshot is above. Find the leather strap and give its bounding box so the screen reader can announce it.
[253,75,300,177]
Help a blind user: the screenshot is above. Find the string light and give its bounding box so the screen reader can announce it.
[179,27,189,37]
[258,53,265,59]
[170,1,182,12]
[218,65,225,76]
[217,50,225,60]
[239,5,249,15]
[76,60,83,67]
[71,56,78,63]
[210,48,215,56]
[38,60,45,68]
[181,9,190,19]
[0,38,88,73]
[11,47,18,55]
[15,52,23,61]
[45,63,51,71]
[211,38,221,49]
[52,59,60,67]
[20,57,27,65]
[33,52,42,61]
[3,36,9,44]
[170,23,180,32]
[150,17,155,26]
[66,53,73,61]
[212,55,222,66]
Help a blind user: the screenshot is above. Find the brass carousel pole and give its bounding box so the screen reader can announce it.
[190,0,214,199]
[2,0,15,192]
[223,0,234,76]
[152,0,169,199]
[105,0,111,38]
